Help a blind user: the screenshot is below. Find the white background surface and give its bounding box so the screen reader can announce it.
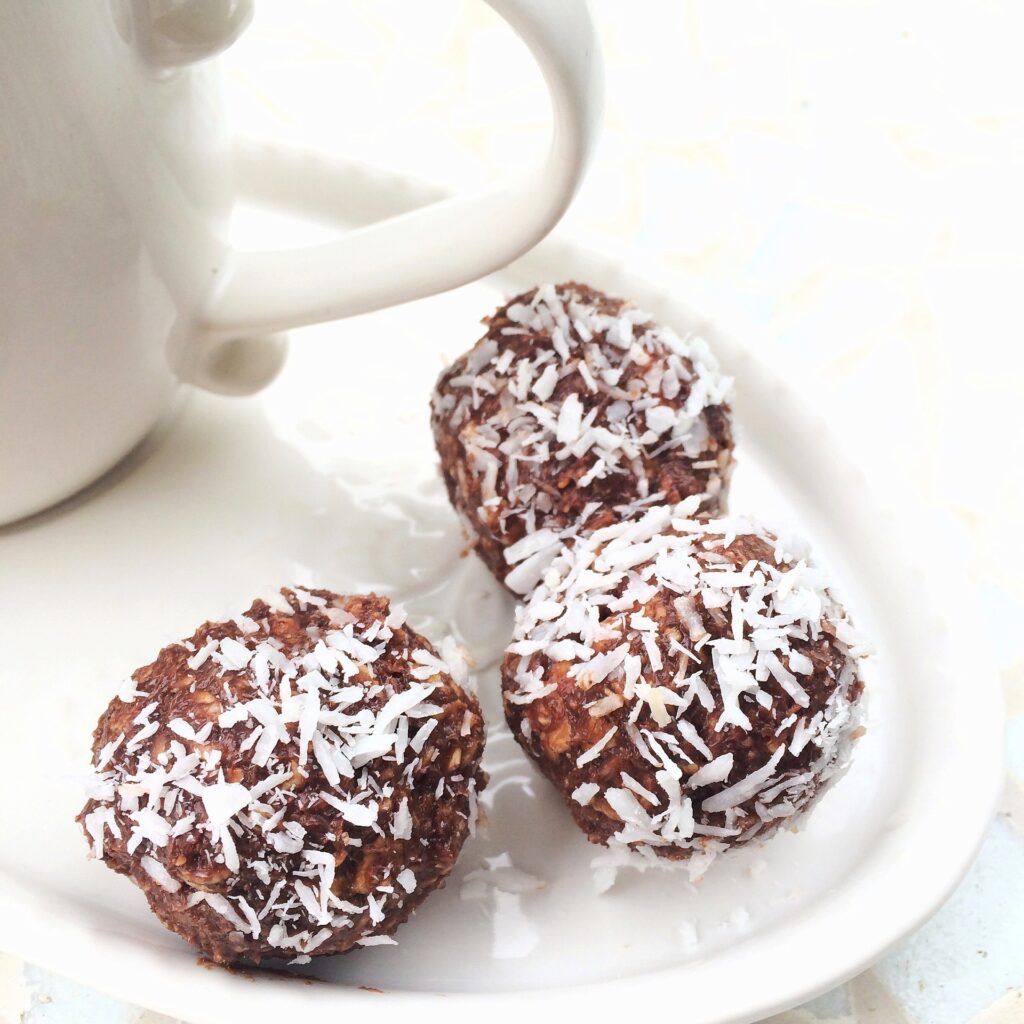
[2,2,1022,1022]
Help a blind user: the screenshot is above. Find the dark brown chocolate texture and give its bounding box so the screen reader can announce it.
[501,507,866,871]
[431,283,735,595]
[79,589,486,964]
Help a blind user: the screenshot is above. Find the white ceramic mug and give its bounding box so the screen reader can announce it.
[0,0,602,526]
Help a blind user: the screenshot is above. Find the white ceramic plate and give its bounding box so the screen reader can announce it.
[0,155,1003,1024]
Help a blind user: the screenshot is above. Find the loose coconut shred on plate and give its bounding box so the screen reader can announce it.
[431,282,735,595]
[500,501,869,888]
[79,588,486,964]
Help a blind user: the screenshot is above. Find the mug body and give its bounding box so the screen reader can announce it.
[0,1,234,524]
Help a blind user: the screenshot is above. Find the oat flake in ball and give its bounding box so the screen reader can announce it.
[501,503,867,879]
[431,283,734,595]
[79,588,486,964]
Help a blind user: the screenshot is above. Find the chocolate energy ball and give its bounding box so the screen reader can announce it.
[431,283,734,595]
[501,503,867,873]
[79,588,486,964]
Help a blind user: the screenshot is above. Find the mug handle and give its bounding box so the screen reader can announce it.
[185,0,603,394]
